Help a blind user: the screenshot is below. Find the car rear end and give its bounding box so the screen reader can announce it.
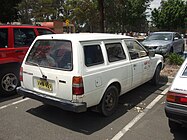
[17,35,87,112]
[165,59,187,129]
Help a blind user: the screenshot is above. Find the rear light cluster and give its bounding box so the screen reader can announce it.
[72,76,84,95]
[20,67,23,81]
[166,91,187,105]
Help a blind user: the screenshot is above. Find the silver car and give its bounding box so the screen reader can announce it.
[142,32,185,56]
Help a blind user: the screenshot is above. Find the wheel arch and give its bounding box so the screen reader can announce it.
[98,80,121,104]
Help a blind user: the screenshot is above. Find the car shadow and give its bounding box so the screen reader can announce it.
[26,75,169,135]
[0,93,21,103]
[172,127,187,140]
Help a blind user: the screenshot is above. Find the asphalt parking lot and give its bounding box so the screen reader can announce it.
[0,76,187,140]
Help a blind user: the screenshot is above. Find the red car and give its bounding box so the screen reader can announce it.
[0,25,55,95]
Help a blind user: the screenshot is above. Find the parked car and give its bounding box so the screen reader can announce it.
[17,33,164,116]
[142,32,185,56]
[0,25,55,96]
[165,58,187,131]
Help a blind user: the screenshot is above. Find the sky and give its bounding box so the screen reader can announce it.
[150,0,162,10]
[147,0,161,20]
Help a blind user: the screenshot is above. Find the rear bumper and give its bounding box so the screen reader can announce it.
[17,87,87,113]
[165,102,187,124]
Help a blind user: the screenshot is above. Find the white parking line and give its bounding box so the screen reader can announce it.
[0,98,29,110]
[111,87,169,140]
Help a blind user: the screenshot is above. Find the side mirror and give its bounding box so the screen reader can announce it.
[174,37,179,40]
[148,49,155,57]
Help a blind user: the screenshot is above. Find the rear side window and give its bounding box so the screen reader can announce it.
[0,28,8,48]
[37,28,54,35]
[105,43,126,62]
[14,28,36,47]
[26,40,72,70]
[84,45,104,67]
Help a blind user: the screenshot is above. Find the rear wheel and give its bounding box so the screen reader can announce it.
[99,86,119,117]
[0,65,20,96]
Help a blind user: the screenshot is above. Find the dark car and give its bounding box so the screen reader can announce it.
[142,32,185,56]
[0,25,55,95]
[165,58,187,132]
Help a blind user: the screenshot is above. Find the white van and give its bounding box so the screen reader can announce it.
[17,33,164,116]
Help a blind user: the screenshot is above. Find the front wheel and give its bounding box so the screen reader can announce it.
[99,86,119,117]
[151,65,161,86]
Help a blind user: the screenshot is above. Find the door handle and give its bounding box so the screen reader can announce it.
[133,64,137,67]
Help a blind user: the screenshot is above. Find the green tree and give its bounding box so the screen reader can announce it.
[151,0,187,31]
[17,0,60,23]
[0,0,21,23]
[66,0,99,32]
[105,0,151,33]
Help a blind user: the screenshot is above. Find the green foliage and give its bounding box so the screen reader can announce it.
[151,0,187,31]
[15,0,152,32]
[0,0,21,23]
[166,53,184,65]
[105,0,151,33]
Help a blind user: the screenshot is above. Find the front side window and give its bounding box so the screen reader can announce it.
[105,43,126,62]
[182,66,187,76]
[0,28,8,48]
[26,40,72,70]
[14,28,36,47]
[125,40,147,59]
[84,45,104,67]
[174,33,181,39]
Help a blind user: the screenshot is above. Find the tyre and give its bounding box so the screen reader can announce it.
[151,65,161,86]
[180,45,185,55]
[170,47,173,54]
[0,65,20,96]
[168,119,181,132]
[99,85,119,117]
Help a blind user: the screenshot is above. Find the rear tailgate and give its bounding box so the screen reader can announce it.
[22,65,73,101]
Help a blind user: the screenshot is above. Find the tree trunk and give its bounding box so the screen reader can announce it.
[98,0,104,32]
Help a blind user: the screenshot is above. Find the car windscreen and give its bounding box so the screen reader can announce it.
[146,33,172,41]
[26,40,72,70]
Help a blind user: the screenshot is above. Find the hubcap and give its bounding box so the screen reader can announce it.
[1,73,18,92]
[104,92,115,111]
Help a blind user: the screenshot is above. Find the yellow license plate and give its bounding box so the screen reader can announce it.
[37,80,53,91]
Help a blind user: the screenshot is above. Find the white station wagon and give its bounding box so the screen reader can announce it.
[17,33,164,116]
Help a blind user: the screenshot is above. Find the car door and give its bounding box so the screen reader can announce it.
[13,27,36,62]
[124,39,151,88]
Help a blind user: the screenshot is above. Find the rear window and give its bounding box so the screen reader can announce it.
[26,40,72,70]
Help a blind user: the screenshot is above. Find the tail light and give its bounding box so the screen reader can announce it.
[20,67,23,81]
[166,91,187,105]
[72,76,84,95]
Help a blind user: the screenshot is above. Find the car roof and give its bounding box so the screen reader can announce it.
[151,32,176,34]
[0,24,51,29]
[36,33,133,42]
